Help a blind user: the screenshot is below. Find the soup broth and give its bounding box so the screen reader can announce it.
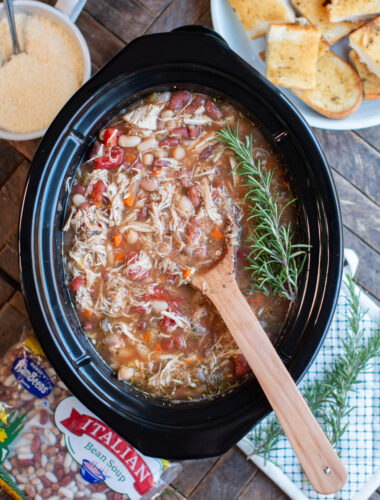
[64,90,296,401]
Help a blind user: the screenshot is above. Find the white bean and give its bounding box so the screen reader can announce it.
[154,149,167,159]
[173,145,186,160]
[140,178,158,192]
[160,109,173,119]
[151,300,168,313]
[177,195,194,216]
[126,229,139,245]
[72,194,87,207]
[45,471,58,483]
[142,153,154,166]
[118,135,141,148]
[19,453,33,460]
[137,137,157,152]
[118,366,135,380]
[58,487,74,499]
[92,494,107,500]
[63,453,71,469]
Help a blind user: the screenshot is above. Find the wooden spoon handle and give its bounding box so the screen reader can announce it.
[204,278,347,495]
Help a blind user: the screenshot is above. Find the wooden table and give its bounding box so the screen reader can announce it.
[0,1,379,499]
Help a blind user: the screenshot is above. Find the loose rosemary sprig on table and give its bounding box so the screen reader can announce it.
[245,275,380,461]
[215,124,308,301]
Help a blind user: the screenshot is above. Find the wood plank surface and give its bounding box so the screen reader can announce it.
[0,2,379,500]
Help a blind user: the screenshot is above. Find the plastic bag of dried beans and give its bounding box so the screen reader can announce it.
[0,335,181,500]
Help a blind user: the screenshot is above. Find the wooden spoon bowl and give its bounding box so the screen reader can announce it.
[193,246,347,495]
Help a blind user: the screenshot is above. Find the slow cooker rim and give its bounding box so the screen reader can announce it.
[19,26,342,458]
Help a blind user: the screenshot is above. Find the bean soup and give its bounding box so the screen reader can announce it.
[63,90,296,401]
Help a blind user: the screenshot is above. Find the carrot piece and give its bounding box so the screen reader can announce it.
[198,355,204,362]
[83,309,91,318]
[210,227,223,241]
[113,233,123,248]
[155,343,162,351]
[186,359,193,365]
[144,332,152,343]
[183,268,191,279]
[115,251,124,261]
[126,153,136,163]
[123,193,134,207]
[152,168,163,177]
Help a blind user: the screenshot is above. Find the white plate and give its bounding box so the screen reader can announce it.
[211,0,380,130]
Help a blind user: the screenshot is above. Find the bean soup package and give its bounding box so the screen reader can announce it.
[0,336,181,500]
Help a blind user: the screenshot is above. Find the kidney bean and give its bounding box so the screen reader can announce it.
[169,90,191,111]
[90,180,106,205]
[69,276,84,291]
[18,459,34,468]
[153,158,170,168]
[40,476,51,488]
[170,127,189,138]
[205,100,222,119]
[82,321,92,331]
[199,144,216,160]
[186,224,201,245]
[41,488,53,499]
[185,95,205,114]
[32,435,40,453]
[188,125,201,139]
[39,409,48,425]
[159,137,179,147]
[88,140,102,160]
[173,335,185,349]
[234,354,250,376]
[56,468,64,481]
[60,474,73,487]
[188,186,200,207]
[133,161,143,170]
[71,184,86,195]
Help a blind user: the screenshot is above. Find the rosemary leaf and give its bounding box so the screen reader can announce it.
[215,123,308,300]
[245,275,380,460]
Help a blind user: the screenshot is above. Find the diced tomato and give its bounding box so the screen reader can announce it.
[160,317,176,332]
[90,180,106,205]
[94,147,124,169]
[234,354,250,377]
[72,184,86,195]
[103,128,121,147]
[126,251,151,281]
[70,276,84,291]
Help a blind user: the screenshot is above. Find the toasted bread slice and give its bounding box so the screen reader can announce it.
[327,0,380,22]
[291,0,364,43]
[349,16,380,78]
[293,41,363,118]
[266,24,321,89]
[349,49,380,99]
[228,0,295,39]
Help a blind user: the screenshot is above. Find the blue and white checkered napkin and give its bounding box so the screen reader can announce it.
[238,249,380,500]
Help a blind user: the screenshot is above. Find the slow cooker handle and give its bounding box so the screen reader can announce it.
[171,25,229,48]
[86,25,235,91]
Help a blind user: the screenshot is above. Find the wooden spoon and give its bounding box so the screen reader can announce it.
[193,246,347,495]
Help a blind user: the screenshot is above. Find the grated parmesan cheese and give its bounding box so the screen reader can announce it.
[0,14,84,133]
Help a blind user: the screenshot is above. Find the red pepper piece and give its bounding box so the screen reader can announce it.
[103,128,121,147]
[70,276,84,291]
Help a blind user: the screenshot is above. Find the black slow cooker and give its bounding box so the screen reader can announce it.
[19,26,342,459]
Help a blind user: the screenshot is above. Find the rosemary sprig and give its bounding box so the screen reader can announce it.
[245,275,380,460]
[215,123,308,301]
